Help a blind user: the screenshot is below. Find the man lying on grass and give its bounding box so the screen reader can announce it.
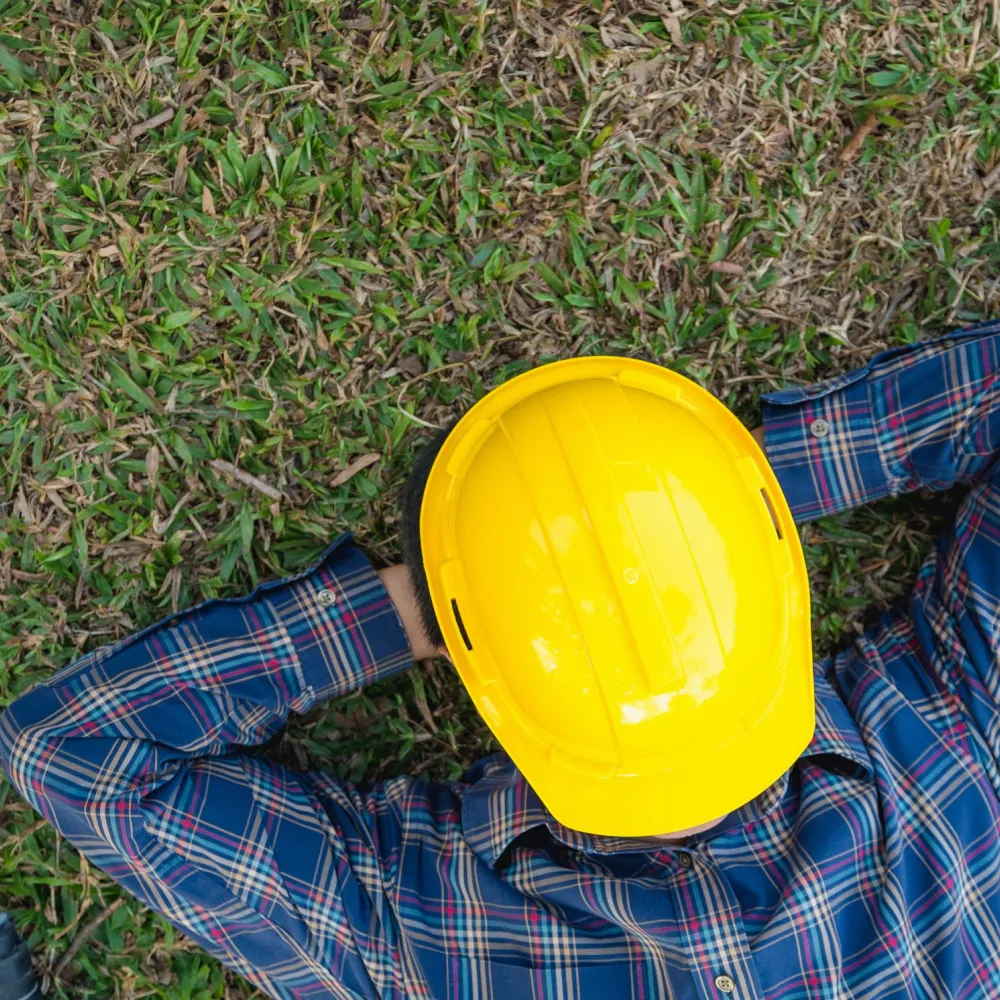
[5,329,1000,999]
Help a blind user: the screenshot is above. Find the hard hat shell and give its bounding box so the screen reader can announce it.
[420,356,813,837]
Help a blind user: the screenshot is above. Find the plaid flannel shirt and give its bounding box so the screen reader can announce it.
[6,324,1000,999]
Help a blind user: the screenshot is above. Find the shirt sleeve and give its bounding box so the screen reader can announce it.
[763,322,1000,775]
[0,535,414,999]
[761,321,1000,521]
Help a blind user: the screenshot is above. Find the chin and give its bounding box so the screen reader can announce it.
[651,815,727,841]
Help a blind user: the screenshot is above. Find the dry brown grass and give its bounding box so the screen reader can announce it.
[3,1,1000,995]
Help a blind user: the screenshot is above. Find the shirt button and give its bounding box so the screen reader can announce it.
[715,974,736,993]
[677,851,693,869]
[317,589,337,607]
[810,418,830,438]
[943,338,955,349]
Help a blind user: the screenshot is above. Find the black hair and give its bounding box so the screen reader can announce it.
[399,422,456,650]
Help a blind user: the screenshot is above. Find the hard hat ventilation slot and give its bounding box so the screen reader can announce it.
[451,599,474,651]
[760,488,783,540]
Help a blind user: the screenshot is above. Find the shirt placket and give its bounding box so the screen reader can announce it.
[671,851,764,1000]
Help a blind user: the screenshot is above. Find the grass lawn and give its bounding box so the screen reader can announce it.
[2,0,1000,995]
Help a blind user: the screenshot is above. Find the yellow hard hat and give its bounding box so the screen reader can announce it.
[420,356,813,837]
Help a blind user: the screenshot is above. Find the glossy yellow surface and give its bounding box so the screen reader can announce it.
[421,357,813,836]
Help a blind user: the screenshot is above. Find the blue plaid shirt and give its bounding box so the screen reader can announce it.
[6,326,1000,999]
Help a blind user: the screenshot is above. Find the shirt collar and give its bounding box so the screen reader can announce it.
[461,668,872,869]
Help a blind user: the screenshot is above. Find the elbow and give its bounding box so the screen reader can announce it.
[1,683,156,854]
[0,703,108,841]
[0,698,49,806]
[0,685,92,826]
[0,701,27,779]
[1,684,153,842]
